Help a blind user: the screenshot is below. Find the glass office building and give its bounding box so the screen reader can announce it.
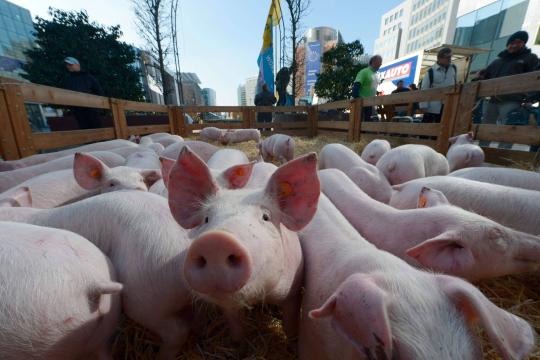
[453,0,530,74]
[0,0,34,79]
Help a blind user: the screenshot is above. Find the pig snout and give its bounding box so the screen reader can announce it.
[184,231,252,295]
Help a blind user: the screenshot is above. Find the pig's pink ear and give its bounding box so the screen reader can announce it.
[265,153,320,231]
[168,146,218,229]
[405,231,474,274]
[309,274,392,359]
[73,152,109,190]
[0,186,32,207]
[159,156,176,188]
[139,169,162,188]
[448,135,458,144]
[467,131,474,141]
[437,274,535,359]
[221,162,255,189]
[417,187,450,208]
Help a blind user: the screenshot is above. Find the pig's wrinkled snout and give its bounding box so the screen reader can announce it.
[184,231,252,295]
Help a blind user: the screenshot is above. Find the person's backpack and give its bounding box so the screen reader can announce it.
[427,64,457,88]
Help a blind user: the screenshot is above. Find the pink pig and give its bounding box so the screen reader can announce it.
[0,221,122,359]
[0,187,32,207]
[319,168,540,280]
[446,132,485,171]
[161,140,219,163]
[259,134,295,163]
[199,127,226,142]
[298,193,535,360]
[221,128,261,145]
[450,166,540,191]
[360,139,391,165]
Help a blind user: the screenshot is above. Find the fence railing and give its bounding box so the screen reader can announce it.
[1,70,539,167]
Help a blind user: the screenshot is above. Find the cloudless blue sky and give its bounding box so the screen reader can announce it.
[12,0,401,105]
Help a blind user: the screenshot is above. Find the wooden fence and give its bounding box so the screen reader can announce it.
[1,70,539,167]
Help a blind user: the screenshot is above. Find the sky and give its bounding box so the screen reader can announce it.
[10,0,402,105]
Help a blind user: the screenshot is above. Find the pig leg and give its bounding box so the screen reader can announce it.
[155,317,192,360]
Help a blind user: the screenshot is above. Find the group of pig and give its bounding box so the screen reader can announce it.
[0,128,537,360]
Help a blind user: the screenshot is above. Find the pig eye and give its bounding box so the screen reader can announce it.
[262,213,270,222]
[109,182,115,187]
[204,216,209,224]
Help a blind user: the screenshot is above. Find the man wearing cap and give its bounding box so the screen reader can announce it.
[483,31,539,125]
[63,57,104,129]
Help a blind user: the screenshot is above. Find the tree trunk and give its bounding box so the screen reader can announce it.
[291,26,297,105]
[154,7,169,105]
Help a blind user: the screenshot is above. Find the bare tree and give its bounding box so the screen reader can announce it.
[284,0,311,104]
[133,0,174,104]
[170,0,184,104]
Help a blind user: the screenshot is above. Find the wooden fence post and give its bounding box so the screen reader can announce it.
[436,89,461,153]
[170,106,186,137]
[453,82,479,136]
[110,99,128,139]
[242,107,251,129]
[348,99,362,142]
[249,107,257,128]
[0,87,21,159]
[308,105,318,138]
[167,106,178,135]
[2,84,35,158]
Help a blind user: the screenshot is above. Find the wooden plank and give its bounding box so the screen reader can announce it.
[2,84,35,157]
[186,122,243,131]
[453,81,479,136]
[317,121,349,130]
[308,105,318,137]
[183,106,243,113]
[122,100,168,113]
[361,133,438,149]
[241,107,251,128]
[127,125,171,136]
[317,100,351,110]
[474,124,540,146]
[110,99,128,139]
[174,107,187,137]
[18,83,110,108]
[436,91,461,153]
[0,88,20,159]
[167,107,177,135]
[32,128,116,150]
[361,122,440,136]
[353,99,363,142]
[252,106,308,112]
[253,121,309,130]
[477,70,540,97]
[363,85,457,106]
[482,147,536,167]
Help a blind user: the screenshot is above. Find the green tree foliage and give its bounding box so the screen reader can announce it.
[314,40,366,102]
[23,8,144,101]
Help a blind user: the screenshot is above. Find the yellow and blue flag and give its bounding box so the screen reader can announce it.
[257,0,281,94]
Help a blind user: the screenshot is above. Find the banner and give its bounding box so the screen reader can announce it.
[256,0,281,94]
[377,54,419,87]
[305,41,321,97]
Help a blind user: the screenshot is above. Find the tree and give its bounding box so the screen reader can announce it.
[314,40,366,102]
[133,0,174,104]
[23,8,144,101]
[284,0,311,104]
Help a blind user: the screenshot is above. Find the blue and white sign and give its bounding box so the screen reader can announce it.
[305,41,321,96]
[378,54,420,87]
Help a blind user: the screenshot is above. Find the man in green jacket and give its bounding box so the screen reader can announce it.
[352,55,382,121]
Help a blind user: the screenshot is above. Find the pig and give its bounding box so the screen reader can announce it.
[259,134,295,163]
[173,149,320,339]
[0,221,122,359]
[126,150,161,169]
[319,143,392,203]
[0,151,125,193]
[244,162,277,189]
[161,140,219,163]
[320,168,540,280]
[0,186,31,207]
[151,134,184,148]
[450,167,540,191]
[207,148,249,172]
[376,144,449,185]
[0,139,135,171]
[221,128,261,145]
[360,139,391,165]
[199,127,225,142]
[0,190,195,359]
[446,132,485,171]
[298,193,535,360]
[390,176,540,235]
[106,145,150,158]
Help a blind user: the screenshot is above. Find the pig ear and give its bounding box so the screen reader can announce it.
[264,153,320,231]
[168,146,218,229]
[405,231,474,274]
[73,152,109,190]
[0,186,32,207]
[139,169,162,188]
[159,156,176,188]
[309,274,393,359]
[448,135,458,144]
[437,275,535,359]
[417,187,450,208]
[221,162,255,189]
[467,131,474,141]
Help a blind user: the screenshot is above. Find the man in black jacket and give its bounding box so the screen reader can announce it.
[63,57,104,129]
[483,31,539,125]
[254,83,277,125]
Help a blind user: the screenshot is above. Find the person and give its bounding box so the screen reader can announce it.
[352,55,383,121]
[392,80,411,116]
[408,83,418,91]
[483,31,539,125]
[392,80,410,94]
[275,67,291,106]
[419,47,457,123]
[254,83,277,125]
[408,83,420,115]
[62,57,104,129]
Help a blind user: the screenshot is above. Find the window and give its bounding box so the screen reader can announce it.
[470,1,502,46]
[400,9,404,17]
[498,0,528,38]
[385,18,388,25]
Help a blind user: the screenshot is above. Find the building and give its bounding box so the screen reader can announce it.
[180,72,203,106]
[296,26,343,101]
[201,88,216,106]
[237,84,246,106]
[0,0,35,79]
[245,76,258,106]
[453,0,540,76]
[373,0,460,62]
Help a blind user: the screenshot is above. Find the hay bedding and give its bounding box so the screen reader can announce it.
[112,135,540,359]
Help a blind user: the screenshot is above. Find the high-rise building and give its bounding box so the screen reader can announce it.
[453,0,539,76]
[373,0,460,62]
[201,88,216,106]
[237,84,246,106]
[245,76,258,106]
[0,0,35,79]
